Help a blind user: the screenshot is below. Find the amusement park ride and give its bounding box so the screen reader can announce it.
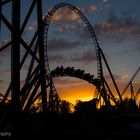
[0,0,140,135]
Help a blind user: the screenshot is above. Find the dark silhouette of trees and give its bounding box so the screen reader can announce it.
[61,100,74,115]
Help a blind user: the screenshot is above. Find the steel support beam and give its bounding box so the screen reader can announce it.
[11,0,21,136]
[11,0,21,112]
[99,48,122,102]
[37,0,47,112]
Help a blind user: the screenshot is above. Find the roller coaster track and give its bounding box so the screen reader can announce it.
[2,1,138,134]
[43,2,102,80]
[42,2,122,108]
[27,66,118,111]
[51,66,118,105]
[0,2,121,112]
[51,66,98,86]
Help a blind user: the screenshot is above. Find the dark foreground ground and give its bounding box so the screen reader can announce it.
[24,130,140,140]
[1,101,140,140]
[1,111,140,140]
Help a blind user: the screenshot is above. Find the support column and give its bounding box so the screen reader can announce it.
[37,0,47,112]
[11,0,21,137]
[11,0,21,114]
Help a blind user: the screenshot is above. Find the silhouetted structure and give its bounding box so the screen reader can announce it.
[0,1,140,139]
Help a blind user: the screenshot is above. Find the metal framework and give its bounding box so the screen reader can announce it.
[0,0,48,112]
[50,66,119,106]
[0,1,122,114]
[26,66,119,112]
[121,66,140,97]
[42,2,122,106]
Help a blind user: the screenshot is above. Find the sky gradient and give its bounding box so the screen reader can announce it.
[0,0,140,105]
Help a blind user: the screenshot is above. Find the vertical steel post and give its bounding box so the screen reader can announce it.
[11,0,21,136]
[37,0,47,112]
[11,0,21,113]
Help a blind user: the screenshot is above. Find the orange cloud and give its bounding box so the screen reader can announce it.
[52,8,79,23]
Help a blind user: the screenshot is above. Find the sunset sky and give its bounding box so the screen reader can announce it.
[0,0,140,105]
